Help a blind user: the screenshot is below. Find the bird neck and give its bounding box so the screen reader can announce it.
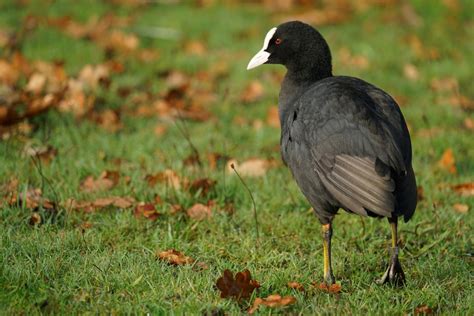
[278,66,332,127]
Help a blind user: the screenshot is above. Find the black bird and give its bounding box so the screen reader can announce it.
[247,21,417,286]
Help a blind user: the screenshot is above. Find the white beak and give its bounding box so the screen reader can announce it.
[247,50,270,70]
[246,27,277,70]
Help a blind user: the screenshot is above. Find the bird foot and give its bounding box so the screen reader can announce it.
[324,273,336,286]
[377,249,405,286]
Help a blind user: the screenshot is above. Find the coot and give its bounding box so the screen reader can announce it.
[247,21,417,286]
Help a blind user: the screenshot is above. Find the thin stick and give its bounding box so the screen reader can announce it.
[230,163,259,242]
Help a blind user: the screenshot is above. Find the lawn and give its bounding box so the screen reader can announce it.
[0,0,473,314]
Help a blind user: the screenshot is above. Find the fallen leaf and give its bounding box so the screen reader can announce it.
[157,249,194,265]
[287,281,304,291]
[430,77,458,93]
[80,170,120,192]
[463,118,474,130]
[437,148,456,174]
[227,158,275,177]
[66,196,135,212]
[134,202,160,220]
[248,294,296,314]
[452,183,474,196]
[415,304,434,315]
[207,152,230,170]
[24,145,57,164]
[453,203,469,214]
[417,186,425,202]
[316,282,342,294]
[187,203,212,220]
[266,106,280,128]
[338,47,369,69]
[145,169,181,190]
[403,63,419,81]
[216,269,260,301]
[240,80,264,103]
[90,109,123,132]
[189,178,216,196]
[9,187,55,210]
[184,40,207,56]
[29,212,42,225]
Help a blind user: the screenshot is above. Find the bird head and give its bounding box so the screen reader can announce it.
[247,21,332,78]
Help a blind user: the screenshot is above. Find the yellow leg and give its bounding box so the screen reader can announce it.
[378,217,406,286]
[322,223,335,285]
[390,221,398,248]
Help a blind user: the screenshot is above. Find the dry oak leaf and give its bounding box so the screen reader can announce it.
[452,183,474,196]
[415,304,434,315]
[145,169,181,190]
[240,80,264,103]
[248,294,296,314]
[266,105,280,128]
[9,187,55,210]
[157,249,194,266]
[189,178,216,196]
[453,203,469,214]
[287,281,304,291]
[80,170,120,192]
[437,148,456,174]
[216,269,260,301]
[134,202,160,221]
[316,282,342,294]
[187,203,212,221]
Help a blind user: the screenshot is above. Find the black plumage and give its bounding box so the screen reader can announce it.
[247,21,417,285]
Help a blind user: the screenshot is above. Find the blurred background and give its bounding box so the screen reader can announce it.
[0,0,473,314]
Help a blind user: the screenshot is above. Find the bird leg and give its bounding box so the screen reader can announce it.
[378,217,406,286]
[322,223,336,285]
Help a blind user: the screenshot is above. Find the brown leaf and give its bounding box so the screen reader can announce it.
[463,118,474,130]
[187,203,212,220]
[134,202,160,220]
[240,80,264,103]
[216,269,260,301]
[287,281,304,291]
[78,64,109,89]
[145,169,181,190]
[80,170,120,192]
[24,145,57,164]
[67,196,135,212]
[266,106,280,128]
[157,249,194,265]
[403,63,419,81]
[317,282,342,294]
[184,40,207,56]
[29,212,42,225]
[437,148,456,174]
[338,47,369,69]
[417,186,425,202]
[90,109,123,132]
[189,178,216,196]
[453,203,469,214]
[452,183,474,196]
[227,158,276,177]
[248,294,296,314]
[9,187,55,210]
[415,304,434,315]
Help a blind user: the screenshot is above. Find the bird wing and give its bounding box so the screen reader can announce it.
[288,80,408,217]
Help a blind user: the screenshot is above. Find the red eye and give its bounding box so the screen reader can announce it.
[275,38,282,45]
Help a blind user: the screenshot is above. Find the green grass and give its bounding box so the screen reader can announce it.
[1,0,473,314]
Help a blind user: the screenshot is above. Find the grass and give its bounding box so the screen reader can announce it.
[1,0,473,314]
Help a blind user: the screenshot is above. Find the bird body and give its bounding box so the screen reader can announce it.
[279,75,417,224]
[247,21,417,285]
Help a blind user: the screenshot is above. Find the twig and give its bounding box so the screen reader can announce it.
[230,163,259,243]
[174,109,202,167]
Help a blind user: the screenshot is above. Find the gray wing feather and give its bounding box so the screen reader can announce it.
[315,154,395,217]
